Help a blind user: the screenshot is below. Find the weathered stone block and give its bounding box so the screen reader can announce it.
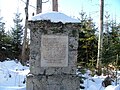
[27,74,80,90]
[27,19,80,90]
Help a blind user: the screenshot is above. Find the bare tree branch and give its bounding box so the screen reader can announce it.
[42,0,49,3]
[20,0,36,9]
[20,0,26,4]
[29,5,36,9]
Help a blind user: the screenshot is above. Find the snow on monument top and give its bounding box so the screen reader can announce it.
[30,11,80,23]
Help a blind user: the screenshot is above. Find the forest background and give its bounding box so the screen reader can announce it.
[0,0,120,69]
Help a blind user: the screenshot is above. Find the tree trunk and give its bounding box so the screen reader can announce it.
[21,0,29,65]
[52,0,58,12]
[97,0,104,68]
[36,0,42,14]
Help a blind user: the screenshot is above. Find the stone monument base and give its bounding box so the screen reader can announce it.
[27,74,80,90]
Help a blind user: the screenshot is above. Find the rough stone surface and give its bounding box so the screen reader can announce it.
[27,20,80,90]
[27,74,80,90]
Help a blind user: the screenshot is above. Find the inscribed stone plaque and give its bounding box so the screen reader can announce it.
[41,35,68,67]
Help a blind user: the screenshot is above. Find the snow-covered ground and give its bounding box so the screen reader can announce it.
[0,60,120,90]
[83,75,120,90]
[78,69,120,90]
[0,60,29,90]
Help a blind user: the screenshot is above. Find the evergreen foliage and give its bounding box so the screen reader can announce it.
[0,14,24,60]
[0,11,120,70]
[0,17,13,60]
[0,17,6,60]
[0,13,29,62]
[102,20,120,66]
[10,13,24,59]
[77,11,98,68]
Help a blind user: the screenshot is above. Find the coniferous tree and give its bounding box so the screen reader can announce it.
[0,17,6,60]
[77,11,98,68]
[11,13,23,59]
[0,17,15,60]
[102,21,120,65]
[0,17,5,44]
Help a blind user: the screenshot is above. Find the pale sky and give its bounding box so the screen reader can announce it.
[0,0,120,31]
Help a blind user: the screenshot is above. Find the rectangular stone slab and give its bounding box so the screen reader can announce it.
[41,35,68,67]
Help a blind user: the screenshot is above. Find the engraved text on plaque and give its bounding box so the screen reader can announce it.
[41,35,68,67]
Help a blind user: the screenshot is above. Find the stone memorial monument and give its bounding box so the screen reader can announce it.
[27,12,80,90]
